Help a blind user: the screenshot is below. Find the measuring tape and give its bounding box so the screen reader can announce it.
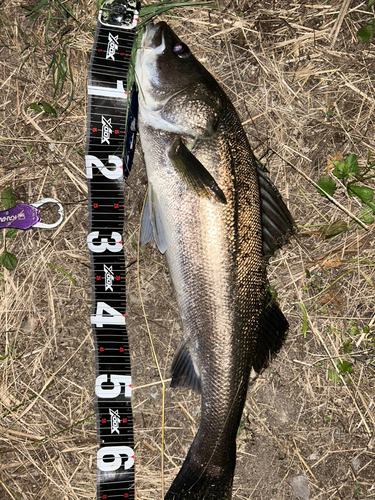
[85,2,139,498]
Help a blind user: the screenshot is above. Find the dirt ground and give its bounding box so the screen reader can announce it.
[0,1,374,499]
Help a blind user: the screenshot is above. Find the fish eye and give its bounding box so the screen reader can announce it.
[172,43,190,58]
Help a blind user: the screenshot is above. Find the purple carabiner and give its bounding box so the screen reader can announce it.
[0,199,64,230]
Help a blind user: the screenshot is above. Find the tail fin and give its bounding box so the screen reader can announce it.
[165,446,235,500]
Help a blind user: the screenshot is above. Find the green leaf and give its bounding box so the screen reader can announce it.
[357,23,375,43]
[39,101,57,116]
[25,101,57,116]
[358,205,374,223]
[316,177,336,197]
[337,360,353,375]
[46,263,76,284]
[320,220,348,239]
[1,187,17,209]
[366,200,375,215]
[348,184,374,202]
[342,340,352,354]
[332,160,348,179]
[361,213,374,224]
[6,228,18,238]
[328,370,340,383]
[345,154,359,175]
[0,250,18,270]
[25,103,43,113]
[269,285,278,299]
[367,0,375,7]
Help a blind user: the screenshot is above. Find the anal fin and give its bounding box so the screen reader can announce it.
[252,291,289,374]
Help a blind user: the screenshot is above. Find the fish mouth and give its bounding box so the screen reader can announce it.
[142,22,166,52]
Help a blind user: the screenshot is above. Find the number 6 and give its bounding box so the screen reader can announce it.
[97,446,134,472]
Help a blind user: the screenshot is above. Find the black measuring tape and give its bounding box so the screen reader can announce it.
[85,2,139,498]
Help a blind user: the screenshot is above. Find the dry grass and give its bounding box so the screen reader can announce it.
[0,0,375,499]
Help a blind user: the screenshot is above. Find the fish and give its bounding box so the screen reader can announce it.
[135,22,294,500]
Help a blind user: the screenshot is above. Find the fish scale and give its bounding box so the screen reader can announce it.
[136,21,294,500]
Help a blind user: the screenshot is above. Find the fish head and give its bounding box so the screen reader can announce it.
[135,22,222,137]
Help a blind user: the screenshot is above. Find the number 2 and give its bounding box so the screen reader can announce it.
[86,154,123,179]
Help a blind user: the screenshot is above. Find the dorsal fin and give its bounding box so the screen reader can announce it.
[256,161,294,257]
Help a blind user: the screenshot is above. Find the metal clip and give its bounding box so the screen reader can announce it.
[31,198,64,229]
[98,0,139,29]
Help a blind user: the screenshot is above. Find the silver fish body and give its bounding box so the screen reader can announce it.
[135,22,294,500]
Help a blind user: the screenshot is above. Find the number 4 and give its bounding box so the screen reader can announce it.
[91,301,125,327]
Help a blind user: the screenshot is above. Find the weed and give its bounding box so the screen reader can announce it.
[25,100,57,116]
[342,339,352,354]
[298,302,308,338]
[356,0,375,42]
[269,285,278,299]
[328,369,340,383]
[137,1,216,29]
[0,188,18,271]
[23,0,77,44]
[354,481,361,495]
[46,262,76,284]
[236,413,246,437]
[337,360,353,376]
[317,152,375,224]
[22,0,76,111]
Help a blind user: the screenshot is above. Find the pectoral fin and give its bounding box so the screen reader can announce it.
[171,339,201,393]
[140,183,170,254]
[167,137,226,204]
[139,192,153,247]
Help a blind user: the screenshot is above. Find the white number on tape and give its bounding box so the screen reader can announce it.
[97,446,134,472]
[91,301,125,327]
[88,80,127,100]
[87,231,122,253]
[95,373,131,398]
[86,154,123,179]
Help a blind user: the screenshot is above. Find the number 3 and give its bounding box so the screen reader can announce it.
[87,231,122,253]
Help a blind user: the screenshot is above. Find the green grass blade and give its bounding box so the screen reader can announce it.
[298,302,308,338]
[46,263,76,284]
